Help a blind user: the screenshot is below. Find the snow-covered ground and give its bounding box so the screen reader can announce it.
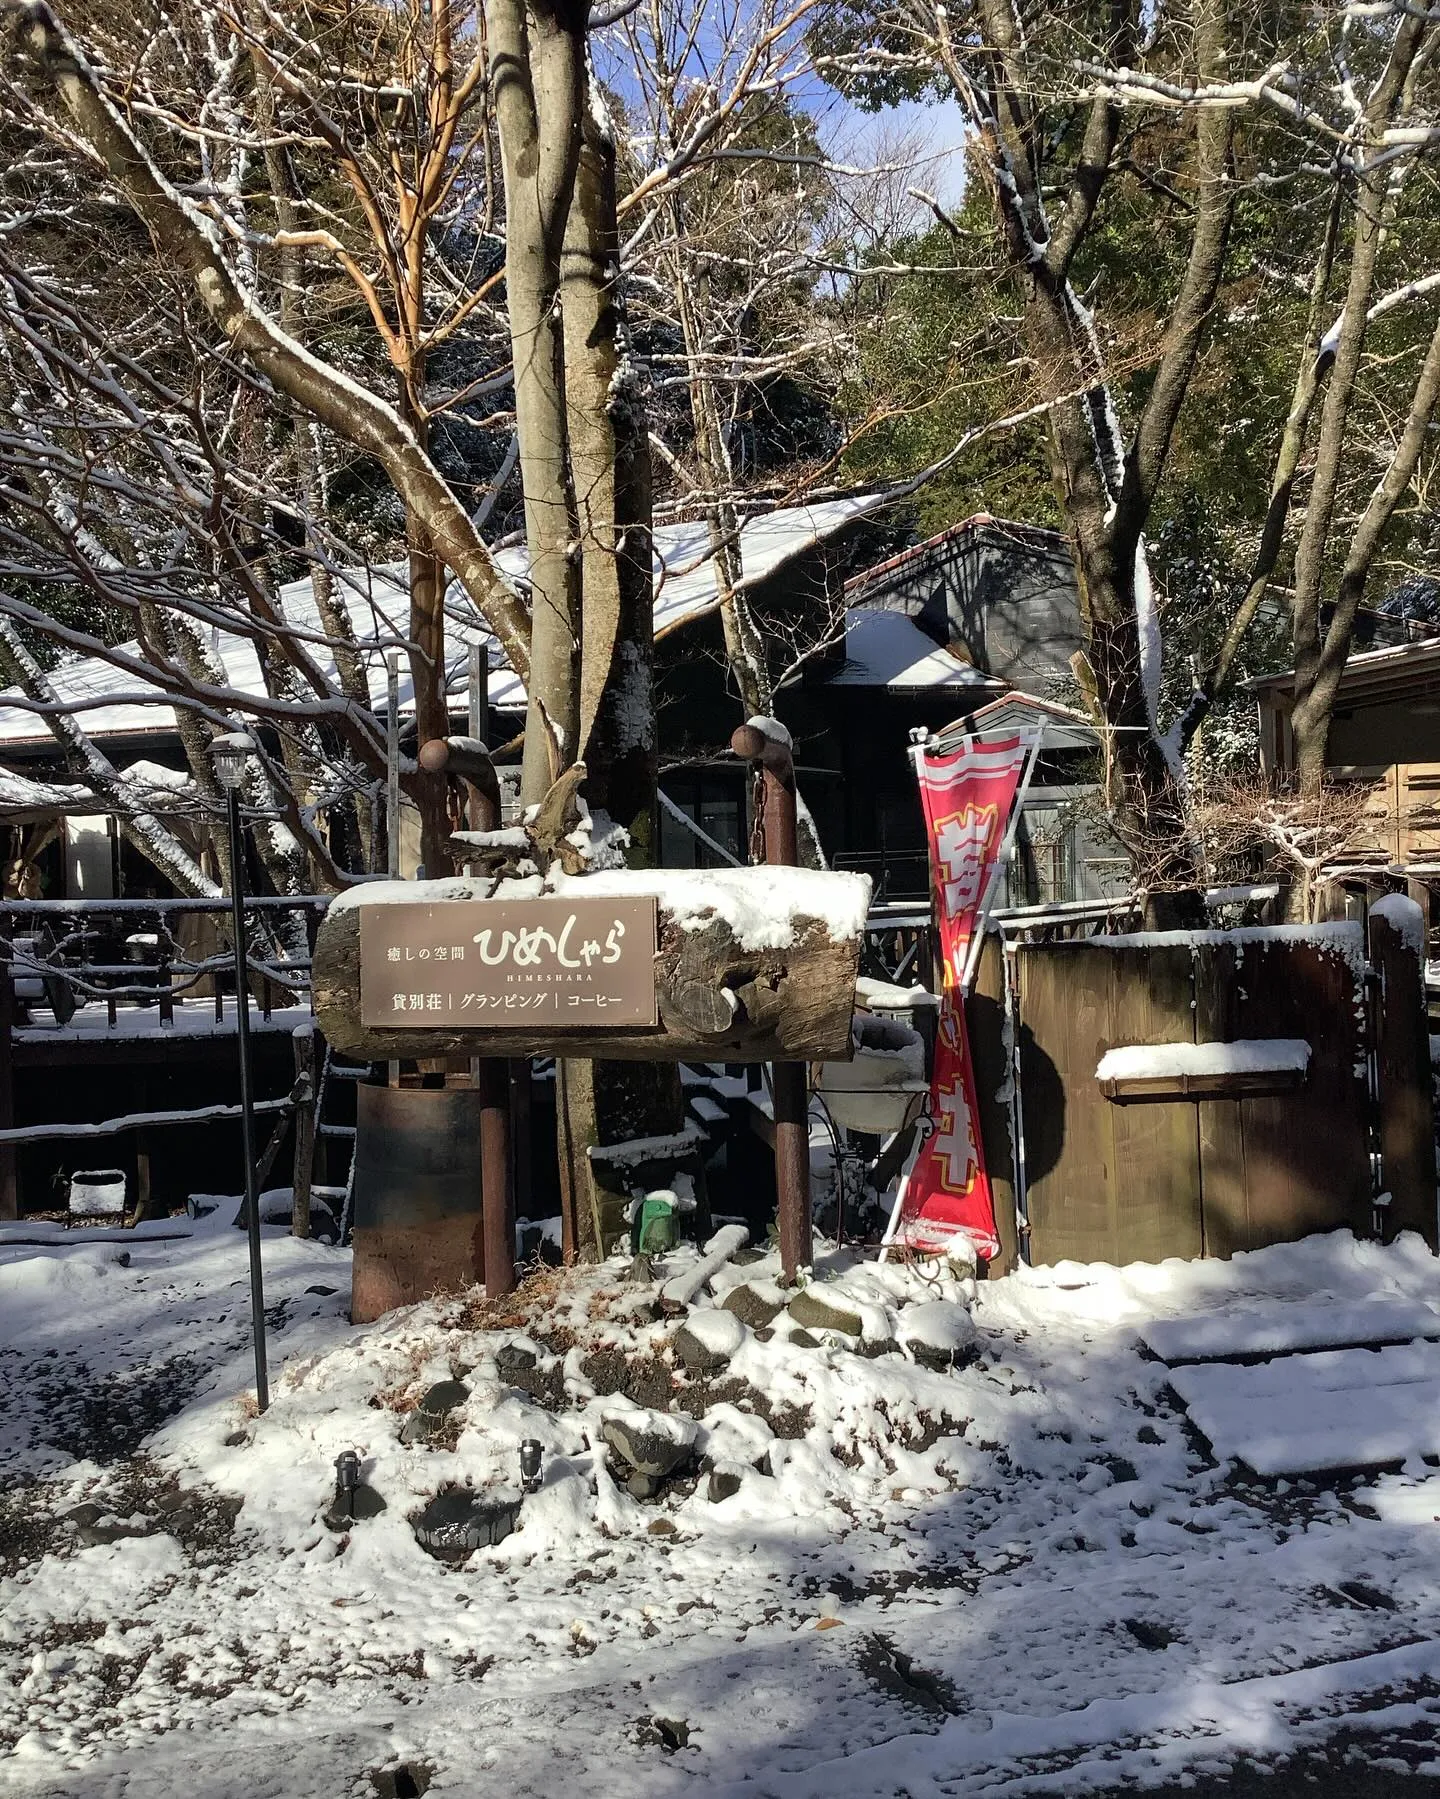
[3,1214,1440,1796]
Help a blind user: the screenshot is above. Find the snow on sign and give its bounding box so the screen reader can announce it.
[358,898,659,1029]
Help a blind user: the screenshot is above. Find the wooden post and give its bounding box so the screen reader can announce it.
[478,1055,515,1297]
[510,1058,532,1248]
[416,729,517,1289]
[134,1139,153,1223]
[0,938,16,1219]
[291,1028,316,1240]
[1368,901,1438,1249]
[386,650,401,1088]
[158,937,174,1029]
[730,719,811,1280]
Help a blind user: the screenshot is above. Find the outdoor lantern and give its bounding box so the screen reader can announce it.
[519,1439,543,1494]
[210,730,255,791]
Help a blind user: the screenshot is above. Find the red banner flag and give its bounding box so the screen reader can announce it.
[887,735,1030,1261]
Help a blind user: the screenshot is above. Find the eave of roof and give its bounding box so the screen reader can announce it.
[843,511,1069,599]
[1244,635,1440,704]
[0,492,891,752]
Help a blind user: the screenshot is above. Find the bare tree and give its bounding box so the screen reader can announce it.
[824,0,1440,881]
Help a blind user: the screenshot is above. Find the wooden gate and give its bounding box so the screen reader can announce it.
[970,916,1436,1272]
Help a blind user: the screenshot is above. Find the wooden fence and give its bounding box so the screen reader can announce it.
[969,912,1437,1273]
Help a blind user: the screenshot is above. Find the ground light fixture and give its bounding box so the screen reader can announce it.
[519,1439,543,1493]
[210,730,269,1413]
[332,1450,361,1524]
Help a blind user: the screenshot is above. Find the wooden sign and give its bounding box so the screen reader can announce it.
[314,870,868,1063]
[359,897,659,1030]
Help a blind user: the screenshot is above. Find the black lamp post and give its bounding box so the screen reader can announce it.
[211,731,268,1413]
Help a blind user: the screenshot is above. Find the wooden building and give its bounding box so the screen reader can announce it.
[1248,628,1440,918]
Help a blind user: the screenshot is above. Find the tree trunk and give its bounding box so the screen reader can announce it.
[15,1,533,684]
[488,0,586,806]
[555,97,683,1257]
[404,514,454,876]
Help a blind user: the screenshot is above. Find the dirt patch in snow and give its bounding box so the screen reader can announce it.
[1,1343,208,1464]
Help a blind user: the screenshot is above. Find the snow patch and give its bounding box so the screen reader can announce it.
[1371,892,1426,957]
[1096,1039,1310,1082]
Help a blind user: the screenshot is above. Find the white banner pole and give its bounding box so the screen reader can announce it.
[960,732,1043,997]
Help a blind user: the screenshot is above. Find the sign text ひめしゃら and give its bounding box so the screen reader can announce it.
[358,897,659,1030]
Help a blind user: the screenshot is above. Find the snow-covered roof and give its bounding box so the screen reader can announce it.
[0,494,886,749]
[0,760,197,819]
[824,607,1002,691]
[956,690,1098,748]
[843,511,1068,600]
[1244,632,1440,699]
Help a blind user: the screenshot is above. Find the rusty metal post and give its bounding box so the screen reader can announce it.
[478,1055,515,1297]
[418,733,514,1296]
[730,720,811,1279]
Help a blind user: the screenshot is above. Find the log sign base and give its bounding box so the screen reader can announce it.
[316,868,868,1321]
[312,868,868,1065]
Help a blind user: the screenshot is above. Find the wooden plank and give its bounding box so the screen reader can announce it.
[1019,942,1119,1266]
[1103,1068,1306,1102]
[1105,942,1202,1266]
[11,1030,298,1069]
[1368,909,1438,1250]
[1223,936,1370,1249]
[314,885,863,1063]
[1194,940,1248,1258]
[965,932,1017,1274]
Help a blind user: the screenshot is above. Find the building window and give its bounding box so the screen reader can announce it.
[659,773,747,867]
[1006,804,1075,907]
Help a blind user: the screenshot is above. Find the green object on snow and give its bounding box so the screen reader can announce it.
[636,1193,677,1254]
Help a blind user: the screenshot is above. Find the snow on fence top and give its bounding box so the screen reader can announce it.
[1087,920,1368,976]
[1370,892,1426,957]
[331,865,874,952]
[1096,1040,1311,1083]
[0,495,886,747]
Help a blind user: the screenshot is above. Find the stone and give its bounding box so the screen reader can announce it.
[707,1467,744,1503]
[722,1283,785,1329]
[350,1484,388,1520]
[412,1487,520,1559]
[324,1483,387,1531]
[787,1328,821,1350]
[494,1343,539,1389]
[787,1288,865,1338]
[400,1379,470,1444]
[899,1300,979,1371]
[859,1337,900,1360]
[626,1472,658,1501]
[672,1310,746,1376]
[646,1518,677,1536]
[72,1509,152,1547]
[601,1409,698,1480]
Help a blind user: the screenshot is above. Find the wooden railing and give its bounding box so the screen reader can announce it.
[0,895,328,1029]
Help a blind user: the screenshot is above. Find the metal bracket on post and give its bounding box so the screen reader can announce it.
[730,719,811,1281]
